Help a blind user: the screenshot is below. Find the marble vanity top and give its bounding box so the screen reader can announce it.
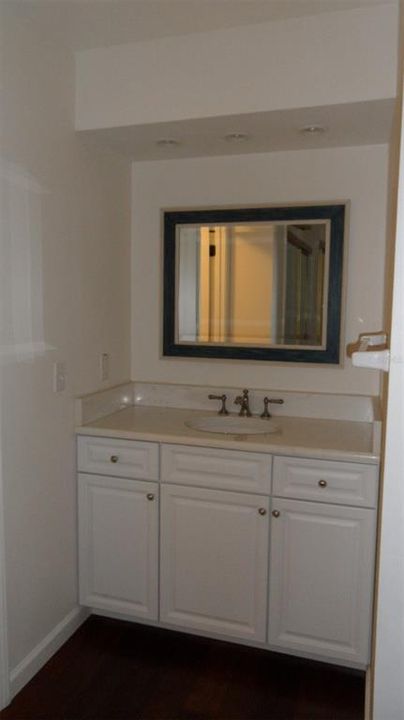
[76,405,379,464]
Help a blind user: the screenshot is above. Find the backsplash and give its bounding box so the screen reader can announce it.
[75,381,134,425]
[134,382,380,422]
[76,381,380,425]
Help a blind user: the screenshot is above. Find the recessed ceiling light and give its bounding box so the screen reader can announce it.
[155,138,180,147]
[224,132,250,142]
[299,125,327,135]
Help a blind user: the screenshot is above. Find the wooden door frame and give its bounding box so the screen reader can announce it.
[371,70,404,718]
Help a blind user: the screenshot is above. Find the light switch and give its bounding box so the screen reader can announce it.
[100,353,109,381]
[53,362,66,393]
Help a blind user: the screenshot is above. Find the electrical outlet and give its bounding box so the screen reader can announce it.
[53,362,66,393]
[100,353,109,381]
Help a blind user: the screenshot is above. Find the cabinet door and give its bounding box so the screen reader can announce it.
[160,484,269,642]
[268,498,376,665]
[78,473,158,619]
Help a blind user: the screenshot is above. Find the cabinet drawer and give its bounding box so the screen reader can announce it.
[77,436,159,480]
[272,456,378,508]
[161,444,271,494]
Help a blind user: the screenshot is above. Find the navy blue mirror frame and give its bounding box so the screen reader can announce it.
[163,204,345,364]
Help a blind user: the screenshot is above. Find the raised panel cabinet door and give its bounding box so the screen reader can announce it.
[268,498,376,666]
[160,484,269,642]
[78,473,158,619]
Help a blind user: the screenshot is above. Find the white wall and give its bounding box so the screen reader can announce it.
[0,0,394,697]
[76,4,398,131]
[0,9,131,674]
[372,86,404,720]
[371,3,404,716]
[132,145,388,396]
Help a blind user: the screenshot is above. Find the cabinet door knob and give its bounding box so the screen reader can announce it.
[258,507,267,516]
[272,510,280,518]
[147,493,155,501]
[110,455,119,463]
[318,479,327,488]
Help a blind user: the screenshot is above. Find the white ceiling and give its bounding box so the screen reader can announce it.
[3,0,396,160]
[2,0,397,51]
[79,99,395,160]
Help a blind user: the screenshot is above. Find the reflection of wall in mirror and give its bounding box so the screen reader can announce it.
[178,227,199,341]
[283,224,325,345]
[178,226,230,343]
[198,227,210,341]
[177,222,326,347]
[196,225,276,345]
[229,226,274,344]
[198,226,229,342]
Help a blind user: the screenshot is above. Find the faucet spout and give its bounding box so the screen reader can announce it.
[234,389,252,417]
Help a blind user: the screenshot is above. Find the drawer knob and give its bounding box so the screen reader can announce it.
[110,455,119,463]
[318,479,328,488]
[272,510,280,518]
[258,507,267,516]
[147,493,155,501]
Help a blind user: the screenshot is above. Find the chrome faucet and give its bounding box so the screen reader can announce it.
[234,389,252,417]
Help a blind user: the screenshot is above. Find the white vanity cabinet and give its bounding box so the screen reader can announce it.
[77,437,159,620]
[77,433,378,668]
[268,456,378,665]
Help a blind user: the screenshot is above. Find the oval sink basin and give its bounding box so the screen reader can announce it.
[186,415,279,435]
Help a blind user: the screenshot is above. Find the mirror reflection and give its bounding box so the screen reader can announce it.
[177,221,329,349]
[164,204,345,364]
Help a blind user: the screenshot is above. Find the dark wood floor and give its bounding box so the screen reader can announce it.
[0,616,365,720]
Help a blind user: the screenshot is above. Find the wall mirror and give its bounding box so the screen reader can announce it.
[163,204,346,363]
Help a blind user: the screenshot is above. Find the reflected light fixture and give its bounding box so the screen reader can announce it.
[299,124,327,135]
[224,132,250,142]
[156,138,180,146]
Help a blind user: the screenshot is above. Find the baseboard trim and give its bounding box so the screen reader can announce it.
[9,606,89,699]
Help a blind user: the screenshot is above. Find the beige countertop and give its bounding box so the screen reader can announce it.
[76,405,379,464]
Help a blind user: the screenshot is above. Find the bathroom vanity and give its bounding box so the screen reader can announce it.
[76,391,379,670]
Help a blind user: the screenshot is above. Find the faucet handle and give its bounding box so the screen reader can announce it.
[208,393,229,415]
[261,397,271,418]
[261,397,284,418]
